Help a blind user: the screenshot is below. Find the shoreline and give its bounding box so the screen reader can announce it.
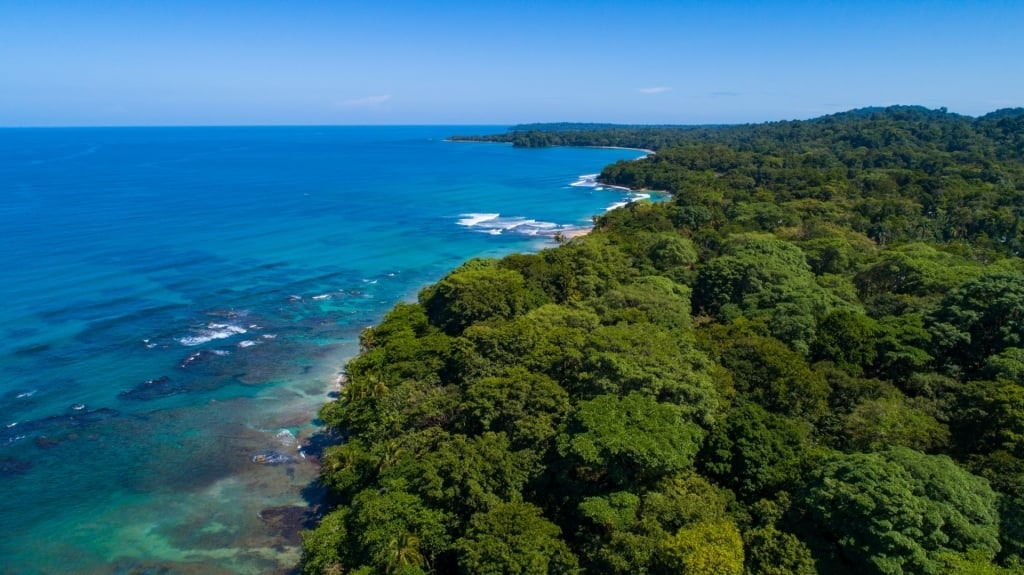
[446,137,656,158]
[446,136,655,192]
[298,141,657,567]
[583,144,656,156]
[291,139,662,571]
[1,128,655,575]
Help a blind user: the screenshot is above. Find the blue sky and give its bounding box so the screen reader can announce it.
[1,0,1021,126]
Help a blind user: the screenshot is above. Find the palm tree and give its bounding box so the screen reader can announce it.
[385,531,425,574]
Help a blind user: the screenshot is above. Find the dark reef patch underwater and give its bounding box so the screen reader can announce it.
[0,126,642,574]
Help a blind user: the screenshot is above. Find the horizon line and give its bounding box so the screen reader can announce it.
[0,104,1017,130]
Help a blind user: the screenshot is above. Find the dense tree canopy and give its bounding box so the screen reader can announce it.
[304,107,1024,574]
[800,448,1000,575]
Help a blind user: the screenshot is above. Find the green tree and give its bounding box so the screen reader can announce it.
[743,525,817,575]
[462,367,571,447]
[700,402,816,500]
[812,309,878,375]
[800,448,1001,575]
[463,303,599,385]
[872,314,933,383]
[854,244,978,301]
[929,267,1024,373]
[998,494,1024,566]
[499,234,635,303]
[456,502,579,575]
[577,472,736,574]
[718,335,829,421]
[842,392,950,452]
[347,484,453,574]
[421,258,548,335]
[647,233,699,275]
[799,235,864,275]
[589,275,693,333]
[577,322,718,423]
[660,519,745,575]
[935,550,1020,575]
[694,233,839,353]
[301,508,349,575]
[982,347,1024,384]
[954,379,1024,474]
[560,393,704,487]
[417,431,539,518]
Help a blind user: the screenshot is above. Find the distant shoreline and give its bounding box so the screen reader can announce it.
[445,138,662,241]
[584,145,656,156]
[446,137,655,158]
[445,138,657,190]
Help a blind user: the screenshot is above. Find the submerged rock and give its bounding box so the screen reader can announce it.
[257,505,320,545]
[178,349,221,369]
[251,450,296,465]
[0,407,120,443]
[0,456,32,476]
[105,558,237,575]
[118,376,188,401]
[34,436,60,449]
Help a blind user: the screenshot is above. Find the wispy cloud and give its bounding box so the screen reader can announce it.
[338,95,392,108]
[638,86,671,94]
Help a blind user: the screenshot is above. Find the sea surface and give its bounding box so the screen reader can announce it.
[0,126,647,574]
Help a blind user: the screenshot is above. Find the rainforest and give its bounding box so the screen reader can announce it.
[303,106,1024,575]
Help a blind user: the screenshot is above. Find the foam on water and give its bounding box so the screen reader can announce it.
[457,174,659,238]
[570,173,600,187]
[606,192,654,212]
[179,323,248,346]
[458,214,564,237]
[457,212,501,226]
[274,429,297,447]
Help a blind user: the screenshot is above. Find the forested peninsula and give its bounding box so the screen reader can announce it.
[302,106,1024,574]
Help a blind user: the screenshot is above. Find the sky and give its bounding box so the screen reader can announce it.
[1,0,1021,126]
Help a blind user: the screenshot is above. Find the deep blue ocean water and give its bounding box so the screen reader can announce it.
[0,126,646,574]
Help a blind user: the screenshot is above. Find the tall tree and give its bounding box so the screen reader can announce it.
[800,448,1000,574]
[456,502,579,575]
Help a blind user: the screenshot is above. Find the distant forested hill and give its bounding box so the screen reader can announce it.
[303,106,1024,575]
[452,122,719,150]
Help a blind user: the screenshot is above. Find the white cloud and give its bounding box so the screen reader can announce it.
[639,87,671,94]
[337,95,392,108]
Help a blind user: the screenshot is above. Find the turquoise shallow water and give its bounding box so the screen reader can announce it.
[0,126,645,574]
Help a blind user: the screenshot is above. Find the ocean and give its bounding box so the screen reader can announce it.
[0,126,647,574]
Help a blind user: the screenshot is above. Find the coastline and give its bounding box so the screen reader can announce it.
[446,137,656,158]
[584,144,656,156]
[261,137,649,404]
[312,140,656,433]
[447,137,659,199]
[559,227,593,240]
[563,164,668,240]
[0,128,651,575]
